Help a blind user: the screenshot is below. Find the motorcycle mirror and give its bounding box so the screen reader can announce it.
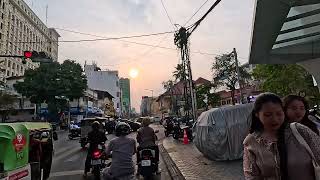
[53,132,58,141]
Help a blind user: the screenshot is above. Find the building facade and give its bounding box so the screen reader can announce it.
[119,78,130,116]
[0,0,60,80]
[84,63,121,115]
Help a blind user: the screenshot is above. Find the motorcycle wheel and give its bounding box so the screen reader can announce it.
[92,167,101,180]
[173,133,179,140]
[68,134,73,140]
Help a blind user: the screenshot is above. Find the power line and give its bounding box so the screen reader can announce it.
[188,0,222,35]
[3,30,175,44]
[160,0,176,30]
[184,0,211,26]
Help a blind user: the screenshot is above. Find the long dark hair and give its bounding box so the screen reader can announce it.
[249,93,288,180]
[283,95,319,135]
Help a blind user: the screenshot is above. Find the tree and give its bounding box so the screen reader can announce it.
[0,92,16,122]
[14,60,87,121]
[173,64,186,82]
[212,54,251,105]
[253,64,320,101]
[196,84,220,109]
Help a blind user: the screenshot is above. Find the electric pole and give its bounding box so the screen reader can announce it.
[233,48,243,104]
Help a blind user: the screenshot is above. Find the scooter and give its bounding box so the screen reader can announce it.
[68,128,81,140]
[91,143,106,180]
[137,148,158,180]
[137,130,159,180]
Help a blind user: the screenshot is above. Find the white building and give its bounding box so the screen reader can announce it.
[84,63,121,115]
[0,0,60,81]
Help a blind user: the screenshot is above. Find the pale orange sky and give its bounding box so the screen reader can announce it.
[26,0,255,111]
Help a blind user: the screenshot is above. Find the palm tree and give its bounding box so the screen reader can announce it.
[173,64,186,82]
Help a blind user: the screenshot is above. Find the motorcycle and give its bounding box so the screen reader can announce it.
[91,143,106,180]
[68,128,81,140]
[137,148,157,180]
[172,119,193,141]
[164,119,174,137]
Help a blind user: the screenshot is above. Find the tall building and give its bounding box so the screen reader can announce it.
[119,78,131,116]
[84,63,121,115]
[0,0,60,80]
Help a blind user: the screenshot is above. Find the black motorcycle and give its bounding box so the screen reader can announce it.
[137,148,158,180]
[91,143,106,180]
[172,119,193,141]
[164,119,174,137]
[68,128,81,140]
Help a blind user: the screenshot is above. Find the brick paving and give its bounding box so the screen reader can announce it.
[162,138,244,180]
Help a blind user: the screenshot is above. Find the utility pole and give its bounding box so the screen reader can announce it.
[233,48,243,104]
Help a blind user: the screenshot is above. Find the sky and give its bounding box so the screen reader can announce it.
[25,0,255,111]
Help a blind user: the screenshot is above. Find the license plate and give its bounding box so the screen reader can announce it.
[141,160,151,167]
[91,159,102,165]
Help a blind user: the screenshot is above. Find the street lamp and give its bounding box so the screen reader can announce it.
[144,89,154,97]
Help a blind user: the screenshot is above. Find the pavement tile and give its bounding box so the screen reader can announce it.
[162,138,245,180]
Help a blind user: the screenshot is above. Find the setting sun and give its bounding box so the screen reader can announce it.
[129,68,139,79]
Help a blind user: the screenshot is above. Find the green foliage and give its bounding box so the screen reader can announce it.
[0,92,16,122]
[212,54,251,104]
[13,60,87,116]
[196,84,220,108]
[252,64,319,98]
[173,64,185,82]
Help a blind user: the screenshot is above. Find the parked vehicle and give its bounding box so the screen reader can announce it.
[0,122,58,180]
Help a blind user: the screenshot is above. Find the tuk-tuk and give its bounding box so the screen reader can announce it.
[0,122,57,180]
[79,117,108,148]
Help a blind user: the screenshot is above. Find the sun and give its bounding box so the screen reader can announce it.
[129,68,139,79]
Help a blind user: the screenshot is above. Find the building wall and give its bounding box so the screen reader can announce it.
[119,78,130,115]
[84,64,121,114]
[0,0,59,80]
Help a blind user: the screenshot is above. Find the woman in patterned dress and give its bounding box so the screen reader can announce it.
[243,93,320,180]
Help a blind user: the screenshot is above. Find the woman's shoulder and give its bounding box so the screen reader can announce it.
[243,132,259,146]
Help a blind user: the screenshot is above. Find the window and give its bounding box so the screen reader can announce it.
[6,70,9,76]
[0,33,2,40]
[1,13,3,19]
[1,23,3,29]
[17,65,20,71]
[116,81,119,87]
[117,103,119,108]
[11,72,13,76]
[7,60,10,67]
[117,92,120,97]
[12,62,15,69]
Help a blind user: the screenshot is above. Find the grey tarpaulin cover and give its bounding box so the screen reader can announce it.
[193,104,253,161]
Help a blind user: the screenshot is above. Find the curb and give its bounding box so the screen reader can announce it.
[159,144,185,180]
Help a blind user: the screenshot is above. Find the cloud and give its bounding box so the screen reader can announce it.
[25,0,256,111]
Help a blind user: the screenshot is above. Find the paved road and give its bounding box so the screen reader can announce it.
[49,124,170,180]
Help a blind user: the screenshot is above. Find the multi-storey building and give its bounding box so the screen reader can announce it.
[119,78,131,116]
[0,0,60,80]
[84,63,121,116]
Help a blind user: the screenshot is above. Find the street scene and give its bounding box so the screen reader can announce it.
[1,0,320,180]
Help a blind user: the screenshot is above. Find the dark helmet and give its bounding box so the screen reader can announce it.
[92,121,100,130]
[115,122,131,136]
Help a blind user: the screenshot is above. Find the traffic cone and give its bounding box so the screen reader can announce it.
[183,129,189,145]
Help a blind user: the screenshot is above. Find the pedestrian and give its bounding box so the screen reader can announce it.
[243,92,320,180]
[283,95,319,135]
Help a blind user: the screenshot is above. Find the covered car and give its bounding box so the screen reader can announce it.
[193,103,253,161]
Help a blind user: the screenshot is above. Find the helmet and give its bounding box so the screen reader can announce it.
[142,118,151,127]
[115,122,131,136]
[92,121,100,130]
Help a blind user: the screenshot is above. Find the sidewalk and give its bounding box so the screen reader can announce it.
[160,138,244,180]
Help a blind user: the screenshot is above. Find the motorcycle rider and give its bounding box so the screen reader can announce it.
[103,122,136,180]
[136,118,160,175]
[84,121,107,177]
